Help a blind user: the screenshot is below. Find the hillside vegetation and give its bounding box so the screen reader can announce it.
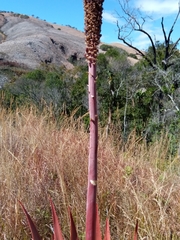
[1,43,180,152]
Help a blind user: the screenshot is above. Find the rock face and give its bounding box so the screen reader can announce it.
[0,12,140,71]
[0,12,86,69]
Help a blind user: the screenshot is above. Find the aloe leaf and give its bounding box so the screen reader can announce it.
[104,219,110,240]
[50,199,64,240]
[95,204,102,240]
[133,220,138,240]
[19,201,41,240]
[68,207,79,240]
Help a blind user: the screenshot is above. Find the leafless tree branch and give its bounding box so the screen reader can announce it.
[117,0,180,71]
[117,21,156,68]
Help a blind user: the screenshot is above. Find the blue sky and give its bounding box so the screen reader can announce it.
[1,0,180,50]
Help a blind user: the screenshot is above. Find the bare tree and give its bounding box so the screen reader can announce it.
[117,0,180,71]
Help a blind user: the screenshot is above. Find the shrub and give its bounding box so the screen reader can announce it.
[128,53,138,59]
[24,69,46,82]
[20,14,29,19]
[100,44,113,51]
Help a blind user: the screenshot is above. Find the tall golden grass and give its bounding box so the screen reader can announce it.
[0,107,180,239]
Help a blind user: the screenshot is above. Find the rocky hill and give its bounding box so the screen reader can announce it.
[0,12,140,71]
[0,12,86,70]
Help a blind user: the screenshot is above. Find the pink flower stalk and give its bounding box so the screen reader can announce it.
[83,1,104,239]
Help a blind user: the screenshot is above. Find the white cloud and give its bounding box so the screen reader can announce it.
[135,0,179,15]
[102,11,118,24]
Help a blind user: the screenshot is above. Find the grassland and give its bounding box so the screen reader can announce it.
[0,107,180,239]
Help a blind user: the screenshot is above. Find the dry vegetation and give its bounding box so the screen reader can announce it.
[0,107,180,239]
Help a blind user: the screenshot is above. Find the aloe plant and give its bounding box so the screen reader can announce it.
[19,1,138,239]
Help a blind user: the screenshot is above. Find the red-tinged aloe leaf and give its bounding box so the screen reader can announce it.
[19,201,41,240]
[50,199,64,240]
[95,204,102,240]
[68,207,79,240]
[104,219,110,240]
[133,220,138,240]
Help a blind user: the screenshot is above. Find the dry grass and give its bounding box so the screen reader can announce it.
[0,107,180,239]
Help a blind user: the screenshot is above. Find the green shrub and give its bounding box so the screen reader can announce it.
[128,53,138,59]
[45,72,63,89]
[100,44,113,51]
[20,14,29,19]
[24,69,46,82]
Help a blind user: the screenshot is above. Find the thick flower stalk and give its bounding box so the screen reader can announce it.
[83,1,104,240]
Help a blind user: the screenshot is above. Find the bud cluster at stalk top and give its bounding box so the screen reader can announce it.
[84,0,104,64]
